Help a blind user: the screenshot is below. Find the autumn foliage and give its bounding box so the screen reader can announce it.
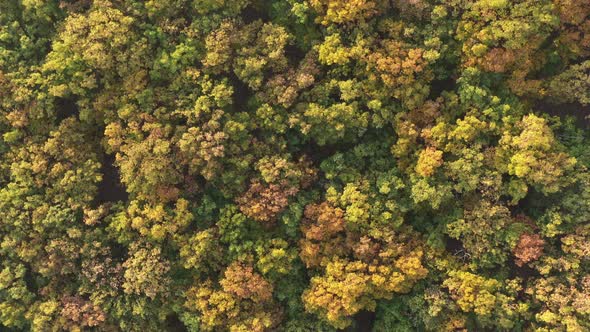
[1,0,589,331]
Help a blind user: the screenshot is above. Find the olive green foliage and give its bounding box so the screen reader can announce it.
[1,0,589,331]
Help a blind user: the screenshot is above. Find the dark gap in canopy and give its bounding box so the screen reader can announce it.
[54,97,79,123]
[165,313,188,332]
[96,153,128,204]
[535,100,590,129]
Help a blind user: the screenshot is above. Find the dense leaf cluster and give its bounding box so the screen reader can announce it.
[1,0,589,331]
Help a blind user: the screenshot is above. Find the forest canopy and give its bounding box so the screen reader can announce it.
[1,0,590,331]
